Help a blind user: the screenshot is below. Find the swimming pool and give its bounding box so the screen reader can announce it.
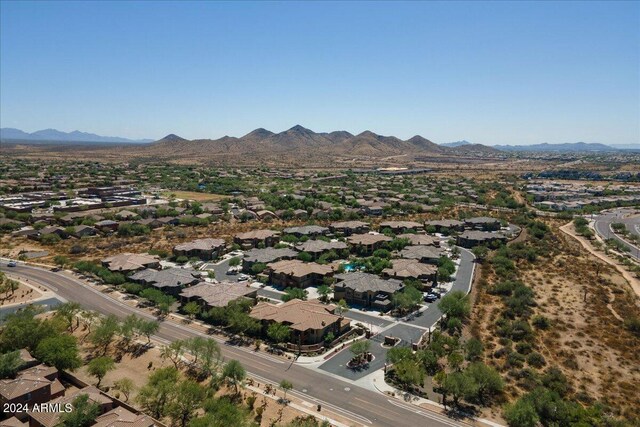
[343,263,360,272]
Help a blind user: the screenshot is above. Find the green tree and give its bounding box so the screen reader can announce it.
[90,315,120,355]
[349,340,371,364]
[279,379,293,403]
[438,291,470,320]
[184,337,221,376]
[335,299,349,317]
[113,378,135,402]
[222,359,246,395]
[161,340,185,369]
[417,349,440,375]
[504,398,539,427]
[55,302,83,332]
[138,319,160,346]
[119,314,141,349]
[465,338,484,361]
[297,252,313,262]
[229,257,241,267]
[471,246,489,262]
[251,262,267,274]
[447,351,464,371]
[183,301,201,320]
[442,371,476,407]
[466,362,504,403]
[267,322,291,347]
[393,285,422,314]
[136,367,179,419]
[386,347,413,364]
[193,396,253,427]
[168,380,205,427]
[227,310,260,336]
[0,350,24,379]
[317,284,331,302]
[87,356,115,388]
[58,394,100,427]
[35,334,82,371]
[394,358,425,388]
[0,305,58,352]
[281,287,307,302]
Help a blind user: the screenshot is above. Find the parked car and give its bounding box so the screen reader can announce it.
[424,293,438,303]
[237,274,249,281]
[7,261,17,267]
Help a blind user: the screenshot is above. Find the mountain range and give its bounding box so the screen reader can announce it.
[440,140,473,147]
[143,125,491,159]
[492,142,622,152]
[0,128,154,143]
[3,126,631,157]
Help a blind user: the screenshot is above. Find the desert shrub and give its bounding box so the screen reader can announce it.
[506,352,526,368]
[515,342,532,355]
[526,352,546,368]
[531,315,551,330]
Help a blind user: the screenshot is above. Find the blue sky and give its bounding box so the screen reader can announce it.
[1,1,638,145]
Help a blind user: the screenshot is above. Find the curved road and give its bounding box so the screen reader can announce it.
[593,208,640,261]
[1,261,465,427]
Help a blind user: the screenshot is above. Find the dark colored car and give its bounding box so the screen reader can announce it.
[424,293,438,303]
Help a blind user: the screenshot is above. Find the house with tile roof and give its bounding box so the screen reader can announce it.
[333,272,403,311]
[329,221,370,236]
[396,233,440,247]
[101,253,160,273]
[234,229,280,249]
[399,245,445,264]
[379,221,424,234]
[0,365,65,421]
[294,240,348,260]
[382,259,437,282]
[179,281,257,309]
[29,386,113,427]
[266,259,334,288]
[129,268,200,296]
[93,406,156,427]
[242,248,298,273]
[173,238,226,261]
[282,225,330,238]
[346,233,392,255]
[250,299,350,346]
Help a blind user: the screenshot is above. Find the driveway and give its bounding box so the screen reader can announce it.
[202,258,241,281]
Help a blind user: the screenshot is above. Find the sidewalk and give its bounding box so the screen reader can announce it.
[368,369,505,427]
[295,335,364,365]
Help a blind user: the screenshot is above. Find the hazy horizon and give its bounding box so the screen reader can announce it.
[1,1,638,145]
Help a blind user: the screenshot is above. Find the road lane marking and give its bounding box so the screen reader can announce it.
[8,264,469,427]
[386,399,464,427]
[14,266,287,364]
[250,373,373,425]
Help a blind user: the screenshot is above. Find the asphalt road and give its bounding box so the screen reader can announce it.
[593,208,640,260]
[1,262,466,427]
